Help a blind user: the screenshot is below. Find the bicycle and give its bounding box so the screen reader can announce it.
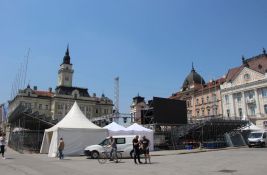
[98,146,122,164]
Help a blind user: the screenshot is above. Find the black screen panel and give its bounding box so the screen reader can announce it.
[152,97,187,124]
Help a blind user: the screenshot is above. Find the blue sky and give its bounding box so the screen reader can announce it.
[0,0,267,113]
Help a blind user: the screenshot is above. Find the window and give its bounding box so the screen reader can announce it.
[81,106,84,111]
[74,94,77,99]
[264,105,267,114]
[214,107,218,115]
[202,109,205,116]
[26,103,31,108]
[46,104,49,110]
[263,133,266,139]
[58,104,63,110]
[227,109,230,117]
[39,104,42,110]
[244,73,250,81]
[213,94,217,102]
[116,138,126,144]
[96,109,98,114]
[249,106,256,115]
[262,88,267,98]
[237,95,242,103]
[123,117,127,123]
[201,98,204,104]
[196,99,199,105]
[225,95,229,104]
[238,108,243,117]
[247,91,254,99]
[207,109,210,116]
[99,139,109,146]
[207,96,209,103]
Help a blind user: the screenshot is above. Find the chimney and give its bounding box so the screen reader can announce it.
[48,87,52,93]
[33,86,37,90]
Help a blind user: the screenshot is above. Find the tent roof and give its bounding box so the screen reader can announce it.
[45,101,103,132]
[103,122,127,131]
[242,122,262,131]
[127,123,153,132]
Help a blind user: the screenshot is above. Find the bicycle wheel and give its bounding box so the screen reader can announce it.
[115,152,122,163]
[98,153,107,164]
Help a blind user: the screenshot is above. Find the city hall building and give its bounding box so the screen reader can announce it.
[8,47,113,123]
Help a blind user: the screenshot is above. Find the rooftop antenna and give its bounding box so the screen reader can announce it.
[23,48,30,88]
[10,48,31,99]
[114,77,119,117]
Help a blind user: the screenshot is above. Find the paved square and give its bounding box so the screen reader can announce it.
[0,148,266,175]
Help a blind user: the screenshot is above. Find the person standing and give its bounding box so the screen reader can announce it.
[108,136,118,163]
[132,135,142,164]
[0,135,6,159]
[141,136,151,164]
[58,137,65,160]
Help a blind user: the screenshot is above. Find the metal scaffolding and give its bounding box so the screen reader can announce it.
[8,104,55,153]
[147,117,248,150]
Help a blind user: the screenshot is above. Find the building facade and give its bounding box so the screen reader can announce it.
[8,47,113,122]
[130,94,148,123]
[170,65,225,121]
[220,50,267,129]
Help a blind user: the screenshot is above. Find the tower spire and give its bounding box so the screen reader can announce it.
[62,44,71,64]
[191,62,195,71]
[66,44,69,56]
[58,45,74,87]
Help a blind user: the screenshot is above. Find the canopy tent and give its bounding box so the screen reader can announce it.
[103,122,130,136]
[40,102,107,157]
[242,122,262,131]
[126,123,154,151]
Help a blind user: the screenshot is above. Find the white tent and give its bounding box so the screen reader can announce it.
[242,122,262,131]
[103,122,130,136]
[40,102,108,157]
[127,123,154,151]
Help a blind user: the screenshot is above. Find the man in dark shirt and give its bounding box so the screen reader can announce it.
[141,136,151,164]
[109,136,118,162]
[132,135,142,164]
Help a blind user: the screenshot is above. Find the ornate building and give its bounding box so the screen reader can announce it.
[170,65,225,121]
[130,94,148,123]
[8,46,113,122]
[220,49,267,129]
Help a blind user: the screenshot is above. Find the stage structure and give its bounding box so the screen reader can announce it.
[140,97,248,150]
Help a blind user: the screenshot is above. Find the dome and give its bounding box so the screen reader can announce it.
[182,65,205,90]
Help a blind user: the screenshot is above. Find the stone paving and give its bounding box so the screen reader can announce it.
[1,147,266,175]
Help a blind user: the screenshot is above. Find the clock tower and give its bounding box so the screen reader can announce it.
[58,46,74,87]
